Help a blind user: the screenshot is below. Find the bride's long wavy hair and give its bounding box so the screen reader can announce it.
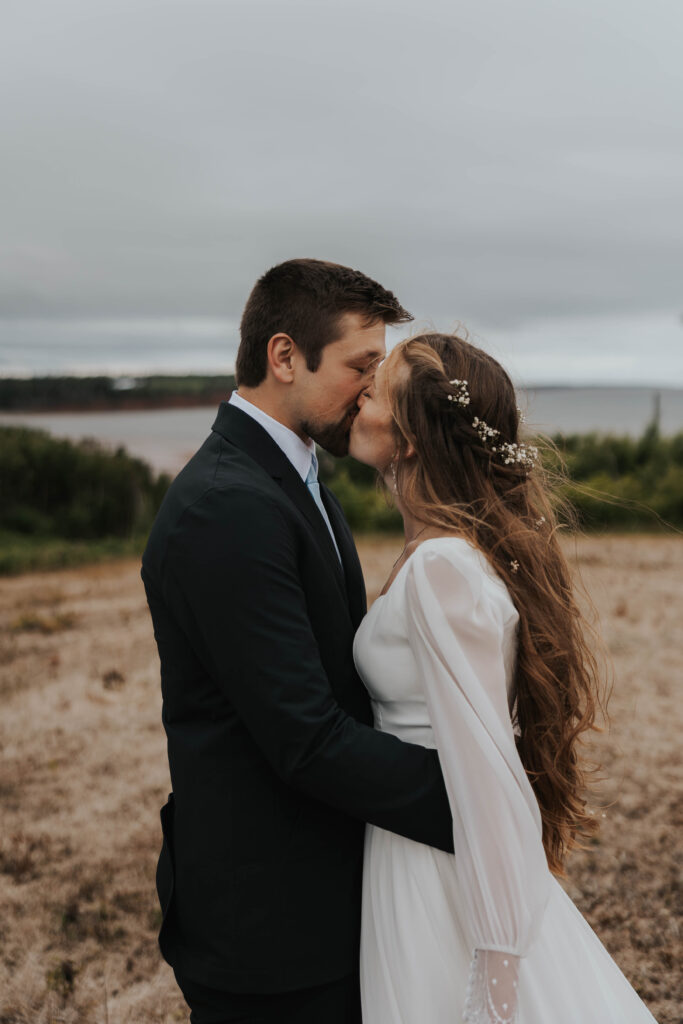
[385,332,608,874]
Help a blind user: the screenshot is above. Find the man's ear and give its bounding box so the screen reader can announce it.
[266,333,297,383]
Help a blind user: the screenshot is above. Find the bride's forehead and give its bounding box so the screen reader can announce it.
[380,350,410,388]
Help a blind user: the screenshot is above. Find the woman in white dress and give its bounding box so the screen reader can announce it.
[348,332,659,1023]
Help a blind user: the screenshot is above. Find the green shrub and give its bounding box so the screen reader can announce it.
[2,418,681,578]
[326,469,401,532]
[549,426,683,530]
[0,530,148,575]
[321,426,683,532]
[0,427,170,540]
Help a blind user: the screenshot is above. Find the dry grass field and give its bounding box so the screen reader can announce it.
[0,535,680,1023]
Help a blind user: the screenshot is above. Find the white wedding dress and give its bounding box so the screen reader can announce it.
[353,537,658,1023]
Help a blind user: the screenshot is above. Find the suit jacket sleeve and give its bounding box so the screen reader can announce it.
[162,485,454,854]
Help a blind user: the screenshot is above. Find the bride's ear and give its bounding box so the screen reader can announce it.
[404,442,417,460]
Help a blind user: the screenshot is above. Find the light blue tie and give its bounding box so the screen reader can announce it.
[306,453,342,564]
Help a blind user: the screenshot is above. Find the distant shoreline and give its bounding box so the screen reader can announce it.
[3,393,230,414]
[1,374,681,414]
[0,374,235,413]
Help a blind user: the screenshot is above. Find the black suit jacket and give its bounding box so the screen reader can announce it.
[141,401,453,993]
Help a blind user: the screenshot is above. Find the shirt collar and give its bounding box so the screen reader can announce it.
[228,390,315,483]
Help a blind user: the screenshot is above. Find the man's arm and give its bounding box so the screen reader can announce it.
[163,486,454,854]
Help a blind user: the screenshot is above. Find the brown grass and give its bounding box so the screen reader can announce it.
[10,611,79,635]
[0,536,680,1023]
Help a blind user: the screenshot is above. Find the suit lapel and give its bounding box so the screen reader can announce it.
[321,485,367,629]
[211,402,348,605]
[275,471,347,594]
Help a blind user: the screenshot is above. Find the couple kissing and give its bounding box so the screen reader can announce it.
[142,258,658,1024]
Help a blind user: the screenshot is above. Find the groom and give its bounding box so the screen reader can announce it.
[141,259,454,1023]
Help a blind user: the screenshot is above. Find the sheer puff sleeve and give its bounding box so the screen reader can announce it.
[403,540,552,1024]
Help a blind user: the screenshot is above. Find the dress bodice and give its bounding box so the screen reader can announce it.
[353,537,520,749]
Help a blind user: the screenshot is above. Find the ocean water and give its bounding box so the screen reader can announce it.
[522,386,683,437]
[0,387,681,476]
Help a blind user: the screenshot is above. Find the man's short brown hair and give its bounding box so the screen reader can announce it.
[235,258,412,386]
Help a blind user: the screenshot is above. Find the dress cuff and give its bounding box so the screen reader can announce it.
[463,948,520,1024]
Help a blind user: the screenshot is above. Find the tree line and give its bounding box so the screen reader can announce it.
[0,422,681,573]
[318,421,683,532]
[0,375,235,411]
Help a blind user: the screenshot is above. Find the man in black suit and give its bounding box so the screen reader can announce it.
[142,259,453,1023]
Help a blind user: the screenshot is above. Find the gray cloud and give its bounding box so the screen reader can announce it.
[1,0,682,326]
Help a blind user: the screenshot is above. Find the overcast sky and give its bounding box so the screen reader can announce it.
[1,0,682,381]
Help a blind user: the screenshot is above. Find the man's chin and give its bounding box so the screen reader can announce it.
[313,430,351,458]
[302,418,352,458]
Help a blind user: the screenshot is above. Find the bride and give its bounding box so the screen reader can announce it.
[348,332,658,1023]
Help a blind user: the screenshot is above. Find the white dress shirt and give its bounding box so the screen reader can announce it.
[228,391,342,561]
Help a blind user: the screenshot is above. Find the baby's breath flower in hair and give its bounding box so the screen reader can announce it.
[447,380,539,472]
[446,379,470,407]
[472,416,500,445]
[498,440,539,469]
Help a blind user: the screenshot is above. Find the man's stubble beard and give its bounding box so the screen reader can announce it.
[300,413,354,458]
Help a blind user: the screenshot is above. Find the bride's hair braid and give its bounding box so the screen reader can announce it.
[384,331,608,875]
